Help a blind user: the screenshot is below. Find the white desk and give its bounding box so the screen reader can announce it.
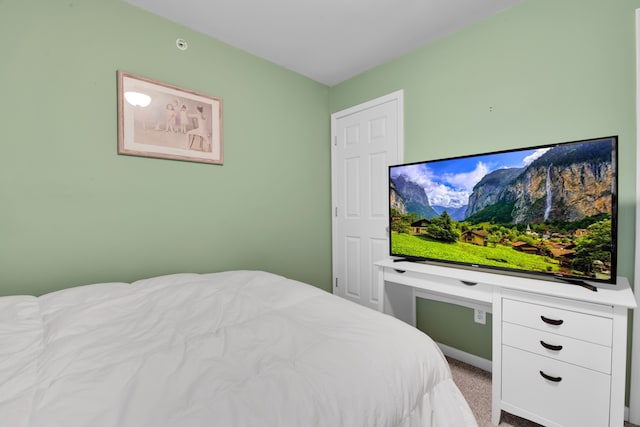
[375,258,637,427]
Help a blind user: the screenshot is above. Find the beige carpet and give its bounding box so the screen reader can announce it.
[447,357,639,427]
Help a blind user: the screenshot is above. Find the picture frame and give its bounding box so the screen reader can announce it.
[117,71,223,164]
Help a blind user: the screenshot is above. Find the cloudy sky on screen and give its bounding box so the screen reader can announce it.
[390,147,550,208]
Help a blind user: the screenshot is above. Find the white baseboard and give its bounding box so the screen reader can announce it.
[436,341,492,372]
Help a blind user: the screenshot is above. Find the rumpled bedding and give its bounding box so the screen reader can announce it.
[0,270,477,426]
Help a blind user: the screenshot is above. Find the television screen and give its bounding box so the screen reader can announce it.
[389,136,618,285]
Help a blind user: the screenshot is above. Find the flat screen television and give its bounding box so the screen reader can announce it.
[388,136,618,286]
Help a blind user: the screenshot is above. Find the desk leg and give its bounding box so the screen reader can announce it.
[376,266,385,313]
[491,288,501,426]
[378,267,416,326]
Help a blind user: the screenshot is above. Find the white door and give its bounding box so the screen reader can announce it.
[331,91,403,311]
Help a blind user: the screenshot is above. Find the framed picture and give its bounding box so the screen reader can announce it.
[117,71,223,164]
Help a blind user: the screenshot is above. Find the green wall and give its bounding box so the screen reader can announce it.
[417,299,493,360]
[329,0,639,403]
[0,0,331,295]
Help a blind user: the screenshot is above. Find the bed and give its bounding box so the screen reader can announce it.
[0,270,477,427]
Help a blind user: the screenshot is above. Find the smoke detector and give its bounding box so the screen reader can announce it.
[176,38,188,50]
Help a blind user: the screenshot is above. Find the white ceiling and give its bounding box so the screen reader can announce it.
[125,0,522,87]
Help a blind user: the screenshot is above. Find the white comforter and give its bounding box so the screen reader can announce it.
[0,270,476,427]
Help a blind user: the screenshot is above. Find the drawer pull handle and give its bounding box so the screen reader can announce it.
[541,315,563,326]
[540,371,562,382]
[540,340,563,351]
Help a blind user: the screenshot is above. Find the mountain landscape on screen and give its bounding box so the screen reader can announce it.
[389,137,617,283]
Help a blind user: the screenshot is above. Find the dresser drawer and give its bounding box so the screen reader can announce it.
[502,298,612,346]
[502,322,611,374]
[502,346,610,427]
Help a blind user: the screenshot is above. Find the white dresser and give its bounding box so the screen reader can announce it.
[497,290,619,426]
[374,259,637,426]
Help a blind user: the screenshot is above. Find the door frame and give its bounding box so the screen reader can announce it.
[330,90,404,297]
[630,9,640,425]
